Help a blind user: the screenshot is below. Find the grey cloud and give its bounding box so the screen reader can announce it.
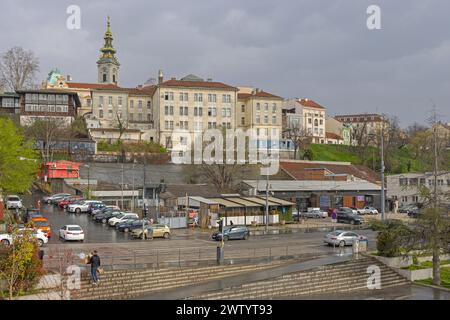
[0,0,449,125]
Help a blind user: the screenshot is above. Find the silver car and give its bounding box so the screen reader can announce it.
[324,230,368,247]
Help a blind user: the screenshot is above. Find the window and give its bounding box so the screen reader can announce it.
[194,93,203,102]
[118,97,123,106]
[412,196,419,203]
[208,107,216,117]
[130,100,134,108]
[184,107,188,116]
[147,114,152,122]
[165,121,169,129]
[180,106,184,116]
[87,99,92,107]
[138,100,143,109]
[241,117,245,125]
[399,178,408,186]
[147,101,151,109]
[256,103,260,110]
[314,119,318,126]
[170,106,174,115]
[308,118,312,124]
[256,115,260,124]
[107,96,112,105]
[99,110,103,118]
[165,106,169,115]
[438,179,444,186]
[194,107,198,116]
[241,105,245,113]
[447,180,450,186]
[264,103,268,111]
[272,103,276,112]
[208,94,217,103]
[401,196,408,202]
[264,115,268,124]
[198,107,202,116]
[138,113,143,121]
[272,116,276,124]
[103,74,107,82]
[108,109,113,118]
[222,94,231,103]
[272,128,277,136]
[409,178,418,186]
[164,92,174,101]
[320,119,323,125]
[129,113,133,121]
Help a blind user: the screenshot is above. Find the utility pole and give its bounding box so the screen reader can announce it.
[142,156,147,240]
[265,169,269,232]
[121,161,124,209]
[131,160,136,211]
[380,117,386,221]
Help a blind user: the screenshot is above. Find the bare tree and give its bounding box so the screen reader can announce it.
[283,124,312,160]
[24,118,67,163]
[0,47,39,91]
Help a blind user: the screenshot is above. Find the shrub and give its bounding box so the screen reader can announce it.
[370,219,414,257]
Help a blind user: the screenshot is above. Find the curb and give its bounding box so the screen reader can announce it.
[413,281,450,292]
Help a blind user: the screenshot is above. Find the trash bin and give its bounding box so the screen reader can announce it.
[353,239,360,254]
[216,246,224,264]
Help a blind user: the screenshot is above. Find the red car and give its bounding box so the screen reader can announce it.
[58,196,83,209]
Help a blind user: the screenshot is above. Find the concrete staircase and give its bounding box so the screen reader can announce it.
[70,261,285,300]
[188,256,410,300]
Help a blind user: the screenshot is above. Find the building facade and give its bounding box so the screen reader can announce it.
[16,89,80,126]
[282,98,327,144]
[387,172,450,207]
[153,74,238,148]
[0,92,20,115]
[237,87,283,149]
[325,117,351,145]
[334,113,388,146]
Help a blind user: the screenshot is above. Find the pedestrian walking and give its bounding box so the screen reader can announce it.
[229,220,234,226]
[87,250,101,285]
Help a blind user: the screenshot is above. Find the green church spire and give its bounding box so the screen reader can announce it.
[97,16,120,66]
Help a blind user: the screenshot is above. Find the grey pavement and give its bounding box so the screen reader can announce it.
[290,284,450,300]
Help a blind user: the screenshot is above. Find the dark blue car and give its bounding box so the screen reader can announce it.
[212,225,250,241]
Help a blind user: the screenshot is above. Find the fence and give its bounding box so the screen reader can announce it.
[43,243,333,272]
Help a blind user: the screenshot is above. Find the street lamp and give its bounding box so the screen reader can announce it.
[83,164,90,200]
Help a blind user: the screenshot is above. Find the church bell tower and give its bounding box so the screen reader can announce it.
[97,16,120,85]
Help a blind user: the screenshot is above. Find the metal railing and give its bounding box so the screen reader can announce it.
[43,243,332,272]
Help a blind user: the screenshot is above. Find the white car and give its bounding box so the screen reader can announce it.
[5,195,23,209]
[1,229,48,247]
[303,208,328,219]
[0,233,13,246]
[67,200,103,214]
[357,206,379,215]
[108,212,139,226]
[59,225,84,241]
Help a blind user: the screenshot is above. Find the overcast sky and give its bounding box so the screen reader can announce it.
[1,0,449,126]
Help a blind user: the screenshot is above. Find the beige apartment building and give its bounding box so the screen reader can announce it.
[237,87,283,149]
[153,74,238,148]
[334,113,388,146]
[282,98,327,144]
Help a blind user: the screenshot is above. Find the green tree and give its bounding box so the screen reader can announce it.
[0,117,39,194]
[0,228,44,299]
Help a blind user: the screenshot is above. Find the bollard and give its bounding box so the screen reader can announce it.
[216,246,224,265]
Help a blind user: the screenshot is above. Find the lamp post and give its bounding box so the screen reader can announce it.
[380,119,386,221]
[83,164,90,200]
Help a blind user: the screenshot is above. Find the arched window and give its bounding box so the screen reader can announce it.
[103,74,107,82]
[314,119,318,126]
[113,74,116,83]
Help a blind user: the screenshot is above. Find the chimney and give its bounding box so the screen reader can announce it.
[66,75,72,82]
[158,70,164,84]
[207,78,212,82]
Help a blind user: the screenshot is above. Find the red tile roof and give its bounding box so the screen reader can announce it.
[160,79,238,91]
[126,85,157,96]
[66,82,122,90]
[238,91,283,100]
[280,161,379,183]
[325,132,343,140]
[297,99,326,109]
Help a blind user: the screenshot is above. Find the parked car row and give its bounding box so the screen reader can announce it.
[0,228,48,247]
